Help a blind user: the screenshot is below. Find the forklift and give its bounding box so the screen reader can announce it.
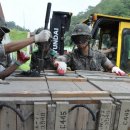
[83,13,130,74]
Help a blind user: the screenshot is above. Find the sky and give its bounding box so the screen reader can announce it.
[1,0,101,31]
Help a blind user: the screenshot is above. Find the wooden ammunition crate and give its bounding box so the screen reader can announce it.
[0,70,129,130]
[78,70,130,130]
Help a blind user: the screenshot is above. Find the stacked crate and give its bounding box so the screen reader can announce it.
[0,70,129,130]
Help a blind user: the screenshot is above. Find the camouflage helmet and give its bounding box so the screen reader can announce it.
[71,23,91,37]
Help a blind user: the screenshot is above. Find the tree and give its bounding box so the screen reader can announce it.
[6,21,29,31]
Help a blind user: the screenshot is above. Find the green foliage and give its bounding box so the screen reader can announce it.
[6,21,29,31]
[9,29,28,41]
[64,0,130,46]
[72,0,130,22]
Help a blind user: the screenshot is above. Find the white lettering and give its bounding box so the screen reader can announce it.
[53,28,59,50]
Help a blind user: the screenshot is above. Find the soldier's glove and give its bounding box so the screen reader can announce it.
[34,30,51,43]
[15,51,30,66]
[54,61,67,75]
[112,66,126,76]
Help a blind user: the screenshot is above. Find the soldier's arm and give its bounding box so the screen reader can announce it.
[0,63,18,79]
[102,55,126,76]
[1,29,51,55]
[4,37,35,54]
[100,52,114,70]
[103,58,114,70]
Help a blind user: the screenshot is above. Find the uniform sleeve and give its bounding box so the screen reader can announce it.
[6,54,13,66]
[0,45,5,57]
[65,53,73,65]
[56,52,72,64]
[100,52,107,65]
[100,52,114,69]
[50,50,59,59]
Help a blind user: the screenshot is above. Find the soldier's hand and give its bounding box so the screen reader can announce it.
[112,66,126,76]
[15,51,30,66]
[34,30,51,43]
[110,47,116,52]
[54,61,67,75]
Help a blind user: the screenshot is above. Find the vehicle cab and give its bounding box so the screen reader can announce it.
[83,13,130,74]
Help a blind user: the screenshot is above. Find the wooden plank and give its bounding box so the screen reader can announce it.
[0,97,51,103]
[48,81,81,91]
[0,80,50,97]
[74,107,89,130]
[47,76,86,81]
[17,105,33,130]
[0,102,16,130]
[0,91,50,97]
[76,70,130,83]
[76,70,130,78]
[68,104,78,130]
[111,93,130,97]
[73,81,100,91]
[52,91,110,98]
[86,104,99,130]
[7,77,46,81]
[52,97,113,105]
[111,96,130,100]
[47,104,56,130]
[52,97,96,104]
[89,80,130,96]
[34,102,47,130]
[117,100,130,130]
[113,102,121,130]
[91,97,113,101]
[55,102,69,130]
[0,81,48,91]
[110,103,116,130]
[97,100,113,130]
[69,104,98,130]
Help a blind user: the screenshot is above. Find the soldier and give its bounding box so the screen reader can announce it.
[30,28,58,73]
[0,20,51,79]
[54,23,126,76]
[0,19,12,72]
[100,33,117,64]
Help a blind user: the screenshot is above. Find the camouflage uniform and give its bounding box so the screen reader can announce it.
[0,18,11,70]
[0,44,12,72]
[62,48,112,71]
[0,44,5,57]
[30,49,58,70]
[56,23,113,71]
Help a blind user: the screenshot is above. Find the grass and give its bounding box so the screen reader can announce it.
[9,29,28,41]
[9,29,31,71]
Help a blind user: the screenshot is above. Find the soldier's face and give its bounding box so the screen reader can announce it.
[72,35,89,45]
[77,43,88,49]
